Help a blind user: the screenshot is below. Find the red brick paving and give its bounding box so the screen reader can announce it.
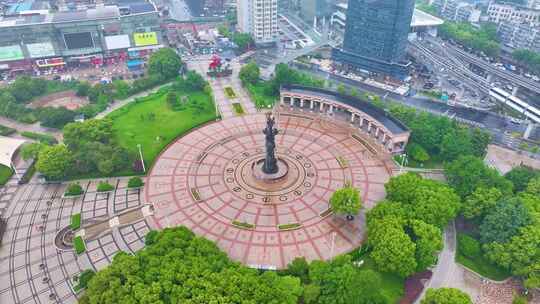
[145,113,395,269]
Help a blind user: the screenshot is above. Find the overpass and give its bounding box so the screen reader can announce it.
[427,37,540,96]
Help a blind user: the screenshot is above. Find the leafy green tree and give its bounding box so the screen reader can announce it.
[80,227,302,304]
[457,234,481,258]
[366,200,407,228]
[407,143,430,163]
[37,106,76,129]
[148,47,182,80]
[76,82,91,97]
[239,61,260,85]
[409,220,443,271]
[20,142,45,161]
[63,119,114,149]
[369,217,417,277]
[232,32,254,51]
[526,177,540,195]
[302,284,321,304]
[112,80,130,99]
[184,71,206,91]
[480,198,531,244]
[386,173,461,228]
[445,156,513,198]
[505,166,540,193]
[36,144,73,180]
[440,128,475,161]
[309,256,386,304]
[329,186,361,216]
[284,257,310,284]
[462,187,502,220]
[421,288,472,304]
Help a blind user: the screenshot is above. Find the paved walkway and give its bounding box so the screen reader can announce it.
[0,116,62,140]
[146,113,395,269]
[188,59,257,118]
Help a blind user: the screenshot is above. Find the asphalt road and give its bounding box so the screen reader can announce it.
[292,64,526,146]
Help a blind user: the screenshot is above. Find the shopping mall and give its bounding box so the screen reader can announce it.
[0,0,163,76]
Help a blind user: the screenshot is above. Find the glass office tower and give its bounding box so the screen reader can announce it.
[332,0,415,79]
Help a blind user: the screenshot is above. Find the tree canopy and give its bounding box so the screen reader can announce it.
[329,186,362,216]
[505,165,540,193]
[445,156,513,198]
[439,22,500,57]
[81,227,303,304]
[36,144,73,180]
[239,61,261,85]
[421,288,472,304]
[479,198,532,244]
[148,48,182,80]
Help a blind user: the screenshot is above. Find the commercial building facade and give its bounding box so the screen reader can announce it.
[237,0,278,44]
[0,0,161,75]
[332,0,415,79]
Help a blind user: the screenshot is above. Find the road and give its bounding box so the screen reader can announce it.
[167,0,191,21]
[292,64,527,146]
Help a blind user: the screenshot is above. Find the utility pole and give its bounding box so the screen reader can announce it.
[137,144,146,173]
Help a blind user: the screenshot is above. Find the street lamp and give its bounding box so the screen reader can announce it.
[136,144,146,173]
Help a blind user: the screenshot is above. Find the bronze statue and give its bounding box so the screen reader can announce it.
[262,113,279,174]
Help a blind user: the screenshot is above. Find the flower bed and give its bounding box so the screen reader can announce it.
[232,103,245,116]
[224,87,237,99]
[70,213,81,230]
[73,236,86,254]
[64,183,84,197]
[232,220,255,230]
[277,223,302,230]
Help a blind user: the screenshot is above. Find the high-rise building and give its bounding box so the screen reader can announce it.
[299,0,329,26]
[332,0,415,79]
[237,0,278,44]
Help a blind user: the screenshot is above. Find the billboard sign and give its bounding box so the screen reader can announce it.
[0,45,24,62]
[133,32,158,46]
[26,42,55,58]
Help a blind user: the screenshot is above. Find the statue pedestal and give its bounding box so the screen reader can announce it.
[252,158,289,183]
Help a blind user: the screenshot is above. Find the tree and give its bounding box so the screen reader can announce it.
[80,227,302,304]
[526,177,540,195]
[480,198,531,244]
[485,225,540,288]
[457,234,481,258]
[20,142,45,161]
[284,257,310,284]
[166,91,179,110]
[148,47,182,80]
[462,187,502,220]
[184,71,206,91]
[407,143,430,163]
[308,256,387,304]
[421,288,472,304]
[369,217,417,277]
[386,173,461,228]
[445,155,513,198]
[76,82,91,97]
[63,119,114,149]
[440,128,475,161]
[36,144,73,180]
[232,32,254,51]
[37,106,76,129]
[409,220,443,271]
[239,61,260,85]
[505,166,540,193]
[329,186,361,217]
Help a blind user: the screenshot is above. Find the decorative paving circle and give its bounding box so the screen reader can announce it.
[145,113,395,269]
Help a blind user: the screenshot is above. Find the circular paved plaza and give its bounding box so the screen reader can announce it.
[145,113,395,269]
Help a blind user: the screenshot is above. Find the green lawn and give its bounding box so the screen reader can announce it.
[456,233,511,281]
[108,88,217,168]
[0,165,13,186]
[246,82,276,109]
[73,236,86,254]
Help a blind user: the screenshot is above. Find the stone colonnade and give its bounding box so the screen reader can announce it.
[280,92,409,154]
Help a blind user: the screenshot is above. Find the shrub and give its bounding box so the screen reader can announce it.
[70,213,81,230]
[127,177,144,188]
[65,183,84,197]
[0,124,16,136]
[458,234,481,258]
[97,181,114,192]
[21,131,57,145]
[77,269,95,289]
[232,103,245,115]
[145,230,159,245]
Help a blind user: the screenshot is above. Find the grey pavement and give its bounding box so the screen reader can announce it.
[0,178,154,303]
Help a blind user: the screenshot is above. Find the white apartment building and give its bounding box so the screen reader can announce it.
[487,3,540,24]
[237,0,278,44]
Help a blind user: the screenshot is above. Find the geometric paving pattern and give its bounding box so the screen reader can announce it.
[0,178,152,304]
[146,113,395,269]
